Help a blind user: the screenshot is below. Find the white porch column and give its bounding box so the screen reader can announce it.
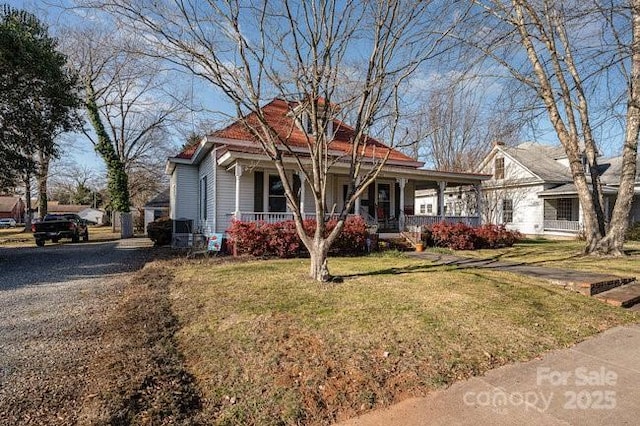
[438,181,446,221]
[234,163,243,219]
[354,177,361,216]
[397,177,406,230]
[299,172,306,218]
[474,183,483,225]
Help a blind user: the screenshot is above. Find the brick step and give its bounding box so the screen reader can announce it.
[594,281,640,308]
[575,276,636,296]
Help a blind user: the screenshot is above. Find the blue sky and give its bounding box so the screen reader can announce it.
[6,0,630,178]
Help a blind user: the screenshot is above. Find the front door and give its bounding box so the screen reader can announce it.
[377,183,391,219]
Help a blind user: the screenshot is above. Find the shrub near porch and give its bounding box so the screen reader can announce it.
[168,255,637,425]
[227,216,368,258]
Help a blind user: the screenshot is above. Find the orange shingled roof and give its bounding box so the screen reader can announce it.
[174,98,419,165]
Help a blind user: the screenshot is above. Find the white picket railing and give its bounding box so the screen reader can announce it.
[543,220,581,232]
[238,212,360,223]
[404,215,480,230]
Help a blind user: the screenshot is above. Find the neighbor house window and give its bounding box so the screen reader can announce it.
[200,176,207,221]
[419,204,426,214]
[268,175,287,212]
[495,157,505,180]
[427,204,433,214]
[557,198,574,221]
[502,198,513,223]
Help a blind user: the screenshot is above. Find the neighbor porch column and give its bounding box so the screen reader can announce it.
[234,163,243,219]
[299,172,306,218]
[474,183,483,225]
[438,181,446,221]
[397,177,406,230]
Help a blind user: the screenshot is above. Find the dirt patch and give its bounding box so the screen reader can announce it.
[79,261,203,425]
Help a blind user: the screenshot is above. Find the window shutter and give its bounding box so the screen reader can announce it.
[254,171,264,212]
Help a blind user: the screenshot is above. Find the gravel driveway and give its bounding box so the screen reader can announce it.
[0,238,152,425]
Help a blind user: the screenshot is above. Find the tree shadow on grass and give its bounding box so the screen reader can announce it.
[341,250,587,281]
[341,262,448,279]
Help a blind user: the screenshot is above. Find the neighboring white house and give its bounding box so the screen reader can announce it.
[167,98,490,239]
[143,189,170,231]
[417,141,640,237]
[78,208,107,225]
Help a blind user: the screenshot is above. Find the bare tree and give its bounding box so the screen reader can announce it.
[61,25,185,215]
[48,160,102,205]
[88,0,452,281]
[462,0,640,254]
[417,75,522,171]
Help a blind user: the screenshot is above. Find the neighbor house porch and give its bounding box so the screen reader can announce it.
[538,185,619,234]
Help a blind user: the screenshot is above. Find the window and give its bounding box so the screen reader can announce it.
[427,204,433,214]
[495,157,505,180]
[300,112,333,139]
[557,198,573,221]
[502,199,513,223]
[200,176,207,221]
[268,175,287,212]
[419,204,426,214]
[303,113,313,134]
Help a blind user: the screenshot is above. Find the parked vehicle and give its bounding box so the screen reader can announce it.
[0,218,17,228]
[32,214,89,247]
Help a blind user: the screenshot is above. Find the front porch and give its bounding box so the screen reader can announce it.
[226,162,488,233]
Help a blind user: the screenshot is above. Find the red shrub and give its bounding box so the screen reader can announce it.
[226,216,368,258]
[427,221,522,250]
[326,216,368,255]
[474,224,522,249]
[430,222,477,250]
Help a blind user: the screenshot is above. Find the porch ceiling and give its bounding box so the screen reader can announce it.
[219,150,490,186]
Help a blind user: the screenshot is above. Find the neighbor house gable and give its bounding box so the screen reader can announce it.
[478,142,575,187]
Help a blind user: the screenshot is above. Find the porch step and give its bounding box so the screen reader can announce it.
[594,281,640,308]
[577,276,637,296]
[378,235,414,252]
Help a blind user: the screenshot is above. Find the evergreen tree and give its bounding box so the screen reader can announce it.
[0,5,80,195]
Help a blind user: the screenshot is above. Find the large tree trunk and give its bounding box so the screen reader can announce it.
[85,84,131,214]
[309,247,331,282]
[591,0,640,256]
[36,150,50,219]
[23,175,32,232]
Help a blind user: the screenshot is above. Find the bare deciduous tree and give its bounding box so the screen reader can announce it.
[88,0,453,281]
[61,25,185,215]
[464,0,640,254]
[416,75,522,171]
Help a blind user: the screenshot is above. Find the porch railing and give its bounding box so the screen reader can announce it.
[543,220,581,232]
[404,215,481,230]
[238,212,360,223]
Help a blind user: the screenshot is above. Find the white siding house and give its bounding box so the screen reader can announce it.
[167,99,490,240]
[451,141,640,237]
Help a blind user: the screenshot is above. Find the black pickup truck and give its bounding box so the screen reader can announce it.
[32,214,89,247]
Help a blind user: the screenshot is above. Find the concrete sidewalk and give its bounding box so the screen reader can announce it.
[339,324,640,425]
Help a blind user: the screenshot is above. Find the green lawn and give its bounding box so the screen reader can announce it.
[166,253,638,425]
[440,238,640,277]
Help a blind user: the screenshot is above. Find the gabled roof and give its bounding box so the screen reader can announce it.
[173,98,421,166]
[0,196,21,213]
[144,189,170,208]
[500,142,572,182]
[47,202,89,214]
[597,156,640,185]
